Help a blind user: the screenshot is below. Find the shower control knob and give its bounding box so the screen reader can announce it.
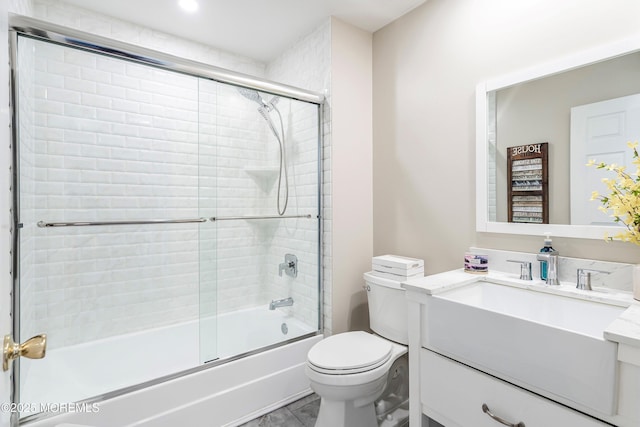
[279,254,298,278]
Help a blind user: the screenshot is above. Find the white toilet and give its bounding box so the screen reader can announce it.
[305,272,410,427]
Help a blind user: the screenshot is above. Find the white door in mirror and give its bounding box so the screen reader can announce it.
[570,93,640,226]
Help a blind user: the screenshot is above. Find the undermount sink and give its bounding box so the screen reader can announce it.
[424,277,627,415]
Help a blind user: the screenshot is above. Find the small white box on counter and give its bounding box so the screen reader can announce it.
[372,254,424,278]
[372,254,423,269]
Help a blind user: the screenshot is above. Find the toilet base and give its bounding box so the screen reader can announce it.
[314,397,379,427]
[309,372,387,427]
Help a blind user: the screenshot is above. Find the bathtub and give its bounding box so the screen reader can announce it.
[22,307,321,427]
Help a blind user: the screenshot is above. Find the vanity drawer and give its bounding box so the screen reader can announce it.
[420,349,608,427]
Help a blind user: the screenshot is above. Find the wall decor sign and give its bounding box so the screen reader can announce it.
[507,142,549,224]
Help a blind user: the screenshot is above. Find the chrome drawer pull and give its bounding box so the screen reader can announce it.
[482,404,525,427]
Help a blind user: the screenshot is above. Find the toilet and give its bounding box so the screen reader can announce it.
[305,272,410,427]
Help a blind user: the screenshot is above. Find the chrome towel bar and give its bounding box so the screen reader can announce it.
[36,214,315,228]
[37,218,209,228]
[210,214,313,221]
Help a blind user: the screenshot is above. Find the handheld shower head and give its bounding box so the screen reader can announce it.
[237,87,280,111]
[237,86,289,216]
[237,87,268,107]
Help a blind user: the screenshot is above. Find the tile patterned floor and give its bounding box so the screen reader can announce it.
[238,393,320,427]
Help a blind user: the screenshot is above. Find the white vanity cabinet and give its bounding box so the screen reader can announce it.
[420,349,608,427]
[403,264,640,427]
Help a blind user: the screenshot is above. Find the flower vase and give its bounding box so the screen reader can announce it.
[634,264,640,301]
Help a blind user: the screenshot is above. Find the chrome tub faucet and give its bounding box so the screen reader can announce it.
[269,297,294,310]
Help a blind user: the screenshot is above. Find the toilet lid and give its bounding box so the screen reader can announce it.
[307,331,392,374]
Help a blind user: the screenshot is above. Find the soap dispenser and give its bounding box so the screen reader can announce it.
[539,232,554,280]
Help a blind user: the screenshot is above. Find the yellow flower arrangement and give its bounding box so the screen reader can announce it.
[588,141,640,243]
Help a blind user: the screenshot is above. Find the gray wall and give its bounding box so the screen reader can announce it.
[373,0,640,273]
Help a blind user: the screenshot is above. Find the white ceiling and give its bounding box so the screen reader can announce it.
[60,0,427,62]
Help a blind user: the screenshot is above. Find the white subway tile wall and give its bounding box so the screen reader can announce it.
[18,37,321,350]
[267,19,332,334]
[12,0,332,350]
[22,38,202,347]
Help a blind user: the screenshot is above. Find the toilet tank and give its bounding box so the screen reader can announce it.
[364,272,408,345]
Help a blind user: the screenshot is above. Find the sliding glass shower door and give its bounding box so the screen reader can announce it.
[202,80,320,362]
[13,30,321,417]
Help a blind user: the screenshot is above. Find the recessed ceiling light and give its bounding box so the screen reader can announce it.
[178,0,199,13]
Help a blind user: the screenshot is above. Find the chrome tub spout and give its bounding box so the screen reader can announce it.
[269,297,294,310]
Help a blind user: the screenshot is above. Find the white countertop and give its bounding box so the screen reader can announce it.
[402,268,640,349]
[604,304,640,347]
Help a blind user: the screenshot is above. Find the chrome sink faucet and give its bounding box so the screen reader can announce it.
[576,268,610,291]
[269,297,294,310]
[536,250,560,286]
[507,259,532,281]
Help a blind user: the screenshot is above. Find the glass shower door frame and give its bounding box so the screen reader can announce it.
[8,15,324,425]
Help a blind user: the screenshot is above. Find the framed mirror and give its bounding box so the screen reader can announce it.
[476,35,640,239]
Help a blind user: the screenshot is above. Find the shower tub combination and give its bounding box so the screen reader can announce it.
[24,309,320,427]
[10,16,324,427]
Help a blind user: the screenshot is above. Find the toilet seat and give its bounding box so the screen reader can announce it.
[307,331,392,375]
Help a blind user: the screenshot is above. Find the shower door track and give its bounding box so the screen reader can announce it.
[9,15,325,105]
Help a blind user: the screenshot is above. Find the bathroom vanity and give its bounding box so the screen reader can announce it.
[403,249,640,427]
[425,23,640,427]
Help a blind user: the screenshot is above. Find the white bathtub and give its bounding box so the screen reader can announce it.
[22,307,320,427]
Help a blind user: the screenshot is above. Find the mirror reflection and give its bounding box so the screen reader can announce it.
[488,51,640,225]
